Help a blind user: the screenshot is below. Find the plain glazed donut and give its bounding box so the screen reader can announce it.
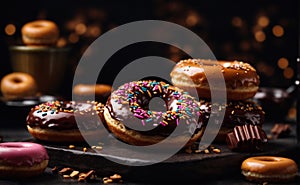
[1,72,37,100]
[73,83,113,103]
[170,59,260,100]
[241,156,298,183]
[104,80,204,148]
[0,142,49,179]
[26,100,106,143]
[21,20,59,46]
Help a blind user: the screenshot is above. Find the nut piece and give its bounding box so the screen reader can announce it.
[78,170,96,182]
[63,175,71,179]
[70,170,80,178]
[59,167,73,175]
[51,166,58,173]
[204,149,210,154]
[102,173,123,183]
[110,174,122,181]
[212,148,221,153]
[103,177,113,183]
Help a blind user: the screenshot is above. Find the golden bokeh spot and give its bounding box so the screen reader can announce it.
[5,24,16,35]
[254,31,266,42]
[277,57,289,69]
[272,25,284,37]
[186,12,200,27]
[56,38,67,47]
[283,67,294,79]
[75,23,87,35]
[69,33,79,43]
[257,16,269,27]
[87,25,101,37]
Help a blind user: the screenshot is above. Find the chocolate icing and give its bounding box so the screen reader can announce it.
[26,101,104,131]
[198,99,265,128]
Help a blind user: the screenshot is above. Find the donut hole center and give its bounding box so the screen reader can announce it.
[257,157,279,162]
[33,23,44,28]
[12,78,22,83]
[148,97,167,112]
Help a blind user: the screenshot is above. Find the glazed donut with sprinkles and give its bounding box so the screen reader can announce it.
[103,80,205,148]
[26,100,106,143]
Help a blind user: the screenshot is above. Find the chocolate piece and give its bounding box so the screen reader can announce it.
[271,123,291,139]
[226,125,267,152]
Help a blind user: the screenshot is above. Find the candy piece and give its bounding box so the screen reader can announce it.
[226,125,267,152]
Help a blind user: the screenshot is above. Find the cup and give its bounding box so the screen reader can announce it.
[9,45,70,95]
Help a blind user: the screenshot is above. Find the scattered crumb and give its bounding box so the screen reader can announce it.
[52,166,122,183]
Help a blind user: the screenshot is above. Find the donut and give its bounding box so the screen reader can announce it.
[26,100,105,143]
[73,83,113,103]
[21,20,59,46]
[241,156,298,183]
[1,72,37,100]
[0,142,49,179]
[170,59,260,100]
[103,80,204,148]
[198,99,265,143]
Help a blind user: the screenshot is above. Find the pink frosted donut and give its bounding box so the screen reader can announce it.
[0,142,49,178]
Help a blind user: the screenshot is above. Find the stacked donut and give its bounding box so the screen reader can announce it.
[170,59,265,143]
[21,19,59,46]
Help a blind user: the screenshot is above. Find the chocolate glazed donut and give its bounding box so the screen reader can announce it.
[198,99,265,143]
[103,80,204,148]
[26,100,106,143]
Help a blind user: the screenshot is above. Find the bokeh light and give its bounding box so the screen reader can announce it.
[4,24,16,36]
[277,57,289,69]
[257,16,270,27]
[283,67,294,79]
[254,31,266,42]
[272,25,284,37]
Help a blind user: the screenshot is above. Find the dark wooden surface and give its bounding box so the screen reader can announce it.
[0,123,299,185]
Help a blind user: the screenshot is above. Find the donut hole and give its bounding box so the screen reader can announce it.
[257,157,279,162]
[32,23,44,28]
[148,97,167,113]
[12,78,23,84]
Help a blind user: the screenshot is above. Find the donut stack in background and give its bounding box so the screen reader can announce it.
[8,19,70,95]
[170,59,267,146]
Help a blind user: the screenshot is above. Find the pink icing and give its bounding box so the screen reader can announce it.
[0,142,49,166]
